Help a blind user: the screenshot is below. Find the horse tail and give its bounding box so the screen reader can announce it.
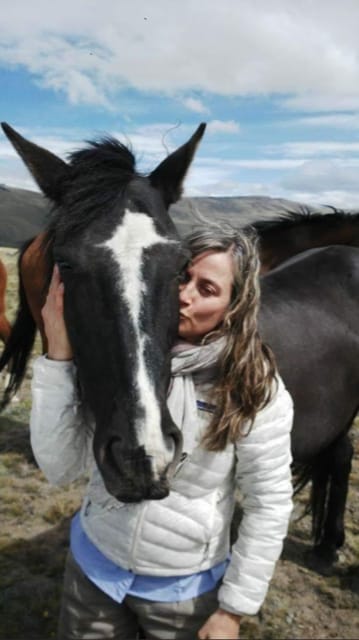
[0,239,38,408]
[292,459,330,545]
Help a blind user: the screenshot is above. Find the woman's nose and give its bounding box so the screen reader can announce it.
[179,281,193,305]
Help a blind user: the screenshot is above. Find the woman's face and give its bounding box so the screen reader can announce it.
[178,249,234,342]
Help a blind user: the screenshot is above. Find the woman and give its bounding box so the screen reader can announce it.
[30,225,294,640]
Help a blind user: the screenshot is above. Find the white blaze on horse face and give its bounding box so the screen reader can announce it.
[102,210,175,477]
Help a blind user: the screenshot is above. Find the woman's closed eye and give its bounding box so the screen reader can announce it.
[199,280,218,297]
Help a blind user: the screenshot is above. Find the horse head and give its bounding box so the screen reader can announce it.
[1,121,206,502]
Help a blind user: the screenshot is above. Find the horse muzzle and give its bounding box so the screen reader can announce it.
[96,434,182,503]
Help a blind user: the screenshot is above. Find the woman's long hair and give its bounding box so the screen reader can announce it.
[183,223,277,451]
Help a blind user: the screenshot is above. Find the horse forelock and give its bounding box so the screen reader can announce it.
[68,137,136,175]
[47,138,139,241]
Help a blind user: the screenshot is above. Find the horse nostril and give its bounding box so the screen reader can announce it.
[97,438,174,503]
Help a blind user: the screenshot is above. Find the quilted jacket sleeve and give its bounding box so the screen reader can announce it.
[30,355,94,485]
[218,375,294,616]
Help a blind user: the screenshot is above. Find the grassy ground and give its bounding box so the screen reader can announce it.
[0,247,358,639]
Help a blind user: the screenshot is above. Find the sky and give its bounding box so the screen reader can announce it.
[2,0,359,208]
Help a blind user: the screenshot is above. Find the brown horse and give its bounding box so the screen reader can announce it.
[0,258,11,344]
[18,233,49,350]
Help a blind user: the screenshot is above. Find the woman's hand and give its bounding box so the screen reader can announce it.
[198,608,241,639]
[42,265,73,361]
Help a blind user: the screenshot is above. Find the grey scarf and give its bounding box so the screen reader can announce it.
[167,337,226,452]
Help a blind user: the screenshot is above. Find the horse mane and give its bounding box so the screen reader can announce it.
[249,205,359,234]
[48,137,138,240]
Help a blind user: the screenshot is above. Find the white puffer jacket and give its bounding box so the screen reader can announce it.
[30,355,293,616]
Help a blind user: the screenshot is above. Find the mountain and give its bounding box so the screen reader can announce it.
[170,195,326,236]
[0,184,326,248]
[0,185,50,248]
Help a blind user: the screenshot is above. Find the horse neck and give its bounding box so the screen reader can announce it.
[259,216,359,274]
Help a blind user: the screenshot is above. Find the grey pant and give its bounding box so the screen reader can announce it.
[57,551,219,640]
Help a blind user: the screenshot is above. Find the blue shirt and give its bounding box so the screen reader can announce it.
[70,512,229,603]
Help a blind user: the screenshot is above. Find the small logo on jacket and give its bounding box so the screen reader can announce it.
[196,400,216,414]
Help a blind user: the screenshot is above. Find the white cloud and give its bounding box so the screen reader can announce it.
[3,1,359,107]
[284,113,359,129]
[0,169,39,191]
[281,94,359,112]
[277,189,359,209]
[5,137,359,210]
[0,128,86,162]
[182,97,210,114]
[202,157,302,169]
[4,110,359,210]
[207,120,240,134]
[113,122,206,170]
[280,159,359,193]
[270,141,359,157]
[0,142,18,159]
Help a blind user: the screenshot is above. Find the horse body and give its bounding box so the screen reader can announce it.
[0,121,206,503]
[260,245,359,562]
[261,245,359,458]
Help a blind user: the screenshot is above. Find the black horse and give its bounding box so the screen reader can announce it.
[259,245,359,566]
[250,206,359,273]
[0,121,206,503]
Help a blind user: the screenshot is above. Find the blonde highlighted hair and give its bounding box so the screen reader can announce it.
[183,223,277,451]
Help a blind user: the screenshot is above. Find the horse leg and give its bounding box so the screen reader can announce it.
[309,433,353,571]
[0,262,16,396]
[0,314,14,398]
[0,315,11,344]
[0,259,11,344]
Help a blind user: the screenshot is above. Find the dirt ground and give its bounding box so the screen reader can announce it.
[0,246,358,640]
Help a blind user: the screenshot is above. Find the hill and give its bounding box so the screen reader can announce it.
[0,185,50,248]
[0,185,328,248]
[170,195,326,236]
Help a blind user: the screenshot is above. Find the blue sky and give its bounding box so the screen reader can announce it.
[2,0,359,207]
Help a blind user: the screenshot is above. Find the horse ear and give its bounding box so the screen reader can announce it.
[1,122,70,204]
[149,123,206,208]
